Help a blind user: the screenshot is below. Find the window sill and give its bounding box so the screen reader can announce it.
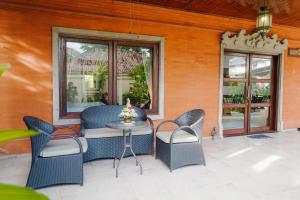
[148,114,163,121]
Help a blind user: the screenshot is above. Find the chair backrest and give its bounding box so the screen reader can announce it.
[23,116,55,160]
[80,105,147,129]
[23,116,57,134]
[175,109,205,136]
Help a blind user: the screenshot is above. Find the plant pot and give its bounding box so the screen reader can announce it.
[123,118,132,123]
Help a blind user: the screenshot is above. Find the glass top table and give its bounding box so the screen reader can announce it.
[106,120,147,130]
[106,120,146,178]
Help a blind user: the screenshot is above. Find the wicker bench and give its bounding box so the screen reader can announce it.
[80,105,154,162]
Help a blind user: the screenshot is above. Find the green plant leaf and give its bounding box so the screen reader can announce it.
[0,129,39,143]
[0,64,11,77]
[0,184,49,200]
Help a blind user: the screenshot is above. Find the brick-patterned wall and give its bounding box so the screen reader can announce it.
[0,0,300,154]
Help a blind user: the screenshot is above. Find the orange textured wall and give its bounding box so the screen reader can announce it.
[0,0,300,154]
[283,39,300,129]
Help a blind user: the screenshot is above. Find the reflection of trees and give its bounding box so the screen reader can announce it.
[92,61,108,103]
[80,44,107,52]
[66,43,152,107]
[119,46,150,56]
[122,63,150,109]
[251,84,270,103]
[223,83,244,104]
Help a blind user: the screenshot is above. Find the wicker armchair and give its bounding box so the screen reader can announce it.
[156,109,206,172]
[23,116,88,189]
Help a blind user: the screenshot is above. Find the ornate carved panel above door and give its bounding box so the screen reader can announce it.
[221,29,288,54]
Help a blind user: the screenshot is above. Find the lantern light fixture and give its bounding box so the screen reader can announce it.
[256,2,272,34]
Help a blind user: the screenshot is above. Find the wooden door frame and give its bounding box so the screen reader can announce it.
[222,52,249,136]
[219,30,288,138]
[219,50,283,137]
[222,52,278,136]
[248,54,276,134]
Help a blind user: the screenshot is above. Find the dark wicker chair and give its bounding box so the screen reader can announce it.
[156,109,206,172]
[23,116,88,189]
[80,105,154,162]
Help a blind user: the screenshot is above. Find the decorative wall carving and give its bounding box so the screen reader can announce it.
[221,29,288,54]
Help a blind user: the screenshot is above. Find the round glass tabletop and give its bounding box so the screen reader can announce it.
[106,120,147,130]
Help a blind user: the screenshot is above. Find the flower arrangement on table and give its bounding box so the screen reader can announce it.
[119,98,138,124]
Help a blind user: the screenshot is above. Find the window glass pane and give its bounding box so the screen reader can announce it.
[223,82,245,104]
[222,108,245,130]
[116,45,152,109]
[224,55,246,79]
[66,41,109,112]
[251,83,271,103]
[251,58,271,79]
[250,107,270,128]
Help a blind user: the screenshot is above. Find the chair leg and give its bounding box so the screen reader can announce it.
[200,145,206,166]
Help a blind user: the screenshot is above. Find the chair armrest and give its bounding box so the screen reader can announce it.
[51,134,83,154]
[170,126,199,144]
[56,125,81,137]
[156,120,178,133]
[146,117,154,130]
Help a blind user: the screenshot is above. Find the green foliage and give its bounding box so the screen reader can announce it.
[80,44,107,52]
[0,129,38,143]
[119,46,143,54]
[67,82,78,103]
[122,64,150,108]
[0,184,48,200]
[0,64,10,77]
[92,61,108,102]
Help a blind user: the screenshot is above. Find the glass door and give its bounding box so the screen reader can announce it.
[248,55,274,133]
[222,52,276,136]
[222,53,248,135]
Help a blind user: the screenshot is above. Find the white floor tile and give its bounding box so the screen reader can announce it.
[1,131,300,200]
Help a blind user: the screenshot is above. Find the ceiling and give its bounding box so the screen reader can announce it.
[119,0,300,28]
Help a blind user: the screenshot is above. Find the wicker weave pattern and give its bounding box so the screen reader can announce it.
[175,109,205,138]
[23,116,84,189]
[80,105,147,129]
[84,134,153,162]
[80,105,154,162]
[156,109,206,171]
[26,154,83,189]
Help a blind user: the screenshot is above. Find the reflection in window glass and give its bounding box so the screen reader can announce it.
[222,108,245,130]
[224,55,246,79]
[66,42,109,112]
[223,82,245,104]
[116,45,152,109]
[251,83,271,103]
[250,107,270,128]
[251,58,271,79]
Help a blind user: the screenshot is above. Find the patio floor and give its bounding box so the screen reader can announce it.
[1,131,300,200]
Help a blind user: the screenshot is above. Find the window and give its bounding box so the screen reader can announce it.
[58,35,159,118]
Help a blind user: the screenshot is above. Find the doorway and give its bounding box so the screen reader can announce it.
[222,52,278,136]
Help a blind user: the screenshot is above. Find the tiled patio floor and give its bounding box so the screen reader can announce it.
[1,131,300,200]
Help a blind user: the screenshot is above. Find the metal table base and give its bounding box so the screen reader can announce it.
[113,129,143,178]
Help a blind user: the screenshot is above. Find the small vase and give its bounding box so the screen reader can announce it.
[123,118,132,123]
